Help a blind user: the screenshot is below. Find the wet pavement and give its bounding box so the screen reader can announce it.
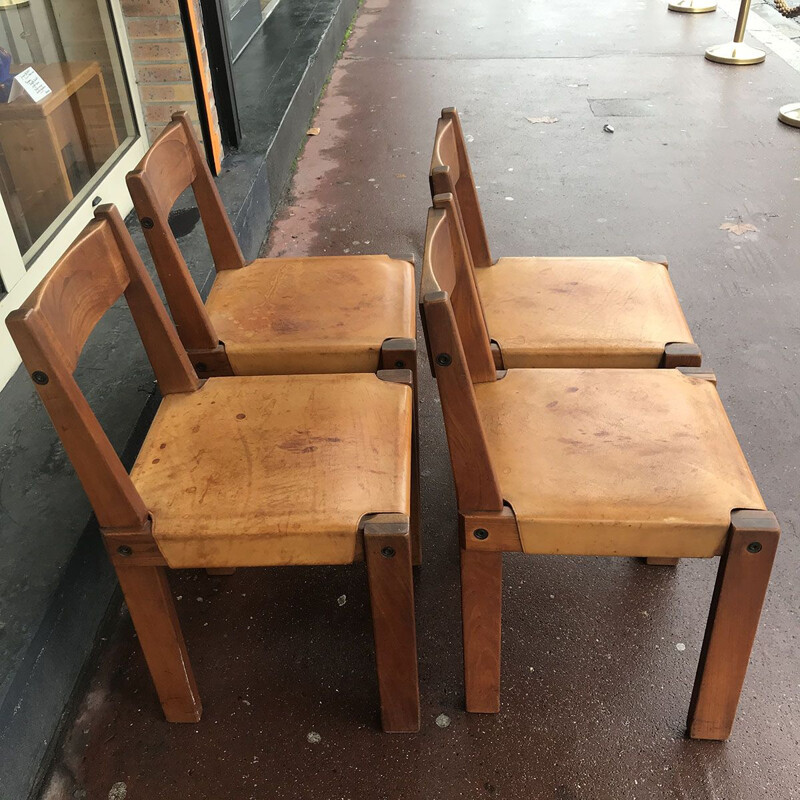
[40,0,800,798]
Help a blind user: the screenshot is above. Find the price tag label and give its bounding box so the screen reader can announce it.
[8,67,52,103]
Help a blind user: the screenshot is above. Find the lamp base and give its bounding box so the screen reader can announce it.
[705,42,766,65]
[778,103,800,128]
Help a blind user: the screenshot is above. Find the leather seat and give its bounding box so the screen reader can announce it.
[475,368,764,558]
[206,255,416,375]
[475,257,694,368]
[131,373,412,567]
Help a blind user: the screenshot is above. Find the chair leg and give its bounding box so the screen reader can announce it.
[380,338,421,565]
[115,564,202,723]
[687,510,779,740]
[410,400,422,566]
[364,516,420,732]
[461,548,502,713]
[652,344,703,570]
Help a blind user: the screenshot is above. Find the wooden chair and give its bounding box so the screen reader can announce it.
[429,107,701,371]
[6,205,420,733]
[127,111,416,378]
[421,194,779,741]
[127,111,420,563]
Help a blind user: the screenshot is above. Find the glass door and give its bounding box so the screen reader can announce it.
[0,0,147,387]
[224,0,262,59]
[224,0,281,61]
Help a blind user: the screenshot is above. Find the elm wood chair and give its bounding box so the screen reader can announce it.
[6,205,420,734]
[127,111,420,564]
[126,112,415,379]
[420,196,779,741]
[429,106,701,372]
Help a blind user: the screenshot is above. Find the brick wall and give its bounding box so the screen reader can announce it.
[119,0,220,149]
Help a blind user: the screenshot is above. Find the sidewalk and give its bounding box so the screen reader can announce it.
[40,1,800,798]
[751,0,800,41]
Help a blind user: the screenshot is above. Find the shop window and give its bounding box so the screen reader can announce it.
[0,0,139,260]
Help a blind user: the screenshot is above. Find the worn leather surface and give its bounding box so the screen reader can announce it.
[474,369,764,557]
[476,257,694,367]
[205,255,416,374]
[131,374,412,567]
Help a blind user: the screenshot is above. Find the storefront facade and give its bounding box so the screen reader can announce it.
[0,0,229,388]
[0,0,353,388]
[0,1,358,796]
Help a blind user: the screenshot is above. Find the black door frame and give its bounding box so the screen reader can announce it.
[196,0,242,150]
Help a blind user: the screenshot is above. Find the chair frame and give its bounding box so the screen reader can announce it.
[429,107,702,373]
[7,206,420,733]
[421,195,779,740]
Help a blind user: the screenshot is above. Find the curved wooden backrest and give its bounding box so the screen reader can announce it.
[421,202,503,512]
[5,205,199,530]
[424,194,495,383]
[429,107,493,268]
[126,112,245,352]
[430,115,461,185]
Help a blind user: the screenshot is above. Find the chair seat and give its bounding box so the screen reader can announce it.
[205,255,416,375]
[131,374,412,567]
[474,369,764,558]
[475,257,694,368]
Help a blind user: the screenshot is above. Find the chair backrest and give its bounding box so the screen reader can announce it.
[6,205,200,530]
[423,193,495,382]
[420,196,503,512]
[429,107,493,269]
[126,112,246,352]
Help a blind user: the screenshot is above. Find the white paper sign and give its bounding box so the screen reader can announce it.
[8,67,52,103]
